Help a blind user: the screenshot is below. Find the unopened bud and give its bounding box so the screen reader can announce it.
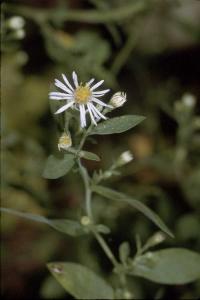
[58,132,72,151]
[81,216,91,226]
[15,29,25,39]
[117,151,133,166]
[110,92,127,108]
[182,93,196,108]
[8,16,25,30]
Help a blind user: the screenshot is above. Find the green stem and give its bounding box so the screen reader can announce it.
[92,228,119,268]
[5,2,147,24]
[78,159,92,219]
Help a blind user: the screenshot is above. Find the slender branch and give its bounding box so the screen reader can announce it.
[78,159,92,219]
[92,228,119,268]
[4,2,147,24]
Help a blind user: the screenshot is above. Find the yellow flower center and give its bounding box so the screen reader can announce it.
[75,86,91,104]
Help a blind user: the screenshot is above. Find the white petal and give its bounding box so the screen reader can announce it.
[72,71,79,88]
[50,96,71,100]
[90,80,104,91]
[62,74,74,91]
[92,97,113,108]
[55,79,73,94]
[86,78,95,86]
[49,92,73,98]
[93,89,110,95]
[87,103,97,125]
[79,104,86,127]
[90,103,107,120]
[55,101,74,114]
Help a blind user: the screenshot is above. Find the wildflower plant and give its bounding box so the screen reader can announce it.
[1,73,200,299]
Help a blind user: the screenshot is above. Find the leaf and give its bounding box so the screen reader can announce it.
[43,154,75,179]
[40,276,65,299]
[92,185,174,238]
[47,262,114,299]
[79,150,100,161]
[132,248,200,284]
[0,207,84,236]
[90,115,145,135]
[119,242,130,265]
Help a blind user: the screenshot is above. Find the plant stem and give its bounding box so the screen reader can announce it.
[92,228,119,268]
[5,2,147,24]
[78,159,93,219]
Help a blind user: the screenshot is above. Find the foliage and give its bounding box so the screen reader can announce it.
[1,0,200,299]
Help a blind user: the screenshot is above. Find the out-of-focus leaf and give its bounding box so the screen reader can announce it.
[0,207,85,236]
[47,262,114,299]
[119,242,130,265]
[92,185,174,238]
[79,150,100,161]
[90,115,145,135]
[131,248,200,284]
[40,276,65,299]
[176,214,200,241]
[43,154,75,179]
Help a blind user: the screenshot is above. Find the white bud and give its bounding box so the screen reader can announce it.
[15,29,25,39]
[182,93,196,107]
[81,216,91,226]
[153,232,165,244]
[120,151,133,164]
[110,92,127,108]
[58,132,72,151]
[8,16,25,30]
[117,151,133,167]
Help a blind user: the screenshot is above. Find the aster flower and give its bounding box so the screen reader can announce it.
[49,71,112,128]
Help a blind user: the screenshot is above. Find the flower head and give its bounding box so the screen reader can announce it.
[110,92,127,108]
[58,132,72,151]
[49,72,112,128]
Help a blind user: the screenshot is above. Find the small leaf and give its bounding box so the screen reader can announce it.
[92,185,174,238]
[47,262,114,299]
[43,154,75,179]
[96,224,111,234]
[119,242,130,265]
[132,248,200,284]
[90,115,145,135]
[0,207,84,236]
[79,150,100,161]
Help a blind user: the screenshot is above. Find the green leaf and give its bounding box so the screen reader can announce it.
[79,150,100,161]
[119,242,130,265]
[132,248,200,284]
[47,262,114,299]
[92,185,174,238]
[0,207,84,236]
[90,115,145,135]
[43,154,75,179]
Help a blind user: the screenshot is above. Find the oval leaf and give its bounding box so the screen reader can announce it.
[47,262,114,299]
[79,150,100,161]
[92,185,174,238]
[43,154,75,179]
[90,115,145,135]
[132,248,200,284]
[0,207,84,236]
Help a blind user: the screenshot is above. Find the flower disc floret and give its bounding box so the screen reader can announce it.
[75,86,91,104]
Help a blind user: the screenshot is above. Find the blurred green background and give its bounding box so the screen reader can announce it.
[1,0,200,299]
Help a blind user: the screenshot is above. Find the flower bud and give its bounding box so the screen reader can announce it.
[109,92,127,108]
[81,216,91,226]
[117,151,133,166]
[58,132,72,151]
[8,16,25,30]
